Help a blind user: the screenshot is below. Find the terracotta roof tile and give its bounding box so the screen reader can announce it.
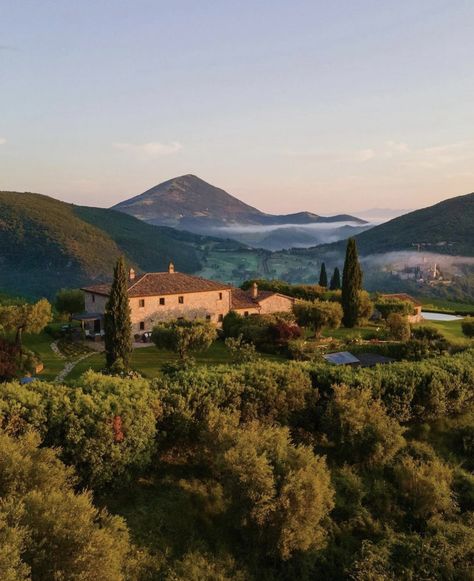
[230,288,291,310]
[82,271,232,297]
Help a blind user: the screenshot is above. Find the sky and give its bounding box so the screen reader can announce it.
[1,0,474,215]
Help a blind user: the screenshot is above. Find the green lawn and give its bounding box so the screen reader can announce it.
[321,323,381,341]
[418,297,474,315]
[22,332,65,381]
[67,341,285,381]
[413,319,470,345]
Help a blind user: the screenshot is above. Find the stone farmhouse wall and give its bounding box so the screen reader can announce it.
[84,292,107,314]
[129,289,232,334]
[258,294,294,314]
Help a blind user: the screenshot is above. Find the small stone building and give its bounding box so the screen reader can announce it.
[80,264,295,337]
[380,293,423,324]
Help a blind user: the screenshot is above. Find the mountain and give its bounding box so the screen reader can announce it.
[326,192,474,256]
[112,174,366,230]
[0,191,242,298]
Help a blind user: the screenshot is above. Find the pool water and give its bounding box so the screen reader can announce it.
[422,312,464,322]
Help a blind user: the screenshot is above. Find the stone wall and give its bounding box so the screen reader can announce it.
[129,289,232,334]
[258,294,294,314]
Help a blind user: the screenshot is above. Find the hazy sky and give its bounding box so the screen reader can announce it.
[1,0,474,214]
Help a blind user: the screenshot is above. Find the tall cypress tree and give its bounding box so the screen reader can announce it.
[341,238,362,328]
[318,262,328,287]
[330,267,341,290]
[104,256,133,370]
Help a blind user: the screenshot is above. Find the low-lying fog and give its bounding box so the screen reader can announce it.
[210,221,373,251]
[361,251,474,270]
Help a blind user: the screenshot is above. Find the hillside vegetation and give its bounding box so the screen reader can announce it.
[0,191,232,298]
[349,192,474,256]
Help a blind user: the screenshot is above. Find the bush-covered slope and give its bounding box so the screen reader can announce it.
[0,191,213,298]
[350,192,474,256]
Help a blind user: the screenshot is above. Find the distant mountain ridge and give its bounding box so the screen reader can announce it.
[112,174,366,230]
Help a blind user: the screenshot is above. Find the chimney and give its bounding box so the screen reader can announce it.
[251,282,258,299]
[168,261,175,274]
[129,268,136,281]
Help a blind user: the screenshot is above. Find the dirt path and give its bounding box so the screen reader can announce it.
[51,340,96,382]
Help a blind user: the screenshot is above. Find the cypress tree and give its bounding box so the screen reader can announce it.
[318,262,328,287]
[330,267,341,290]
[341,238,362,328]
[104,256,133,370]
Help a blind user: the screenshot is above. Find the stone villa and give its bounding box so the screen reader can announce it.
[80,263,295,337]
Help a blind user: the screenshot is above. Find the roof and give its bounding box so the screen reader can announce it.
[230,288,294,310]
[82,271,232,298]
[323,351,360,365]
[380,293,422,307]
[323,351,394,367]
[355,353,395,367]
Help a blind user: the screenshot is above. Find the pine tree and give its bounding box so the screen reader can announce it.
[318,262,328,287]
[104,257,133,370]
[329,267,341,290]
[341,238,362,328]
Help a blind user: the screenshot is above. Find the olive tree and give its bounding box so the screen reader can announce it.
[0,299,52,348]
[152,319,217,361]
[293,299,343,338]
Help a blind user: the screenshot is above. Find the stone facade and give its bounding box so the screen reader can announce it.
[81,267,295,337]
[128,289,232,335]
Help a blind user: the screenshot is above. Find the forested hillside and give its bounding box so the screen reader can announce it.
[347,192,474,256]
[0,191,239,298]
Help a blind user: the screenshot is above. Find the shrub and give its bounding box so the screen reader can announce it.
[224,335,259,363]
[387,313,411,341]
[206,413,335,559]
[462,317,474,338]
[322,384,406,465]
[0,430,138,580]
[375,297,414,319]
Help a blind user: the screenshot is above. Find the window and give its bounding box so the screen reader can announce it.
[91,294,95,303]
[139,299,145,308]
[244,311,249,317]
[178,296,184,304]
[218,292,223,300]
[206,314,211,321]
[139,321,145,331]
[159,298,165,305]
[218,314,224,322]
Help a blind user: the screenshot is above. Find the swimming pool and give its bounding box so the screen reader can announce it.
[422,312,464,322]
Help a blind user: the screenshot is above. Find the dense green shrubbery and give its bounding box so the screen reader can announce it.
[0,431,140,580]
[154,361,312,447]
[1,351,474,579]
[222,310,301,353]
[309,349,474,422]
[0,372,161,487]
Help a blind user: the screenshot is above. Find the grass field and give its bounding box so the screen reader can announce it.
[418,297,474,315]
[68,341,285,381]
[413,319,470,344]
[22,332,65,381]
